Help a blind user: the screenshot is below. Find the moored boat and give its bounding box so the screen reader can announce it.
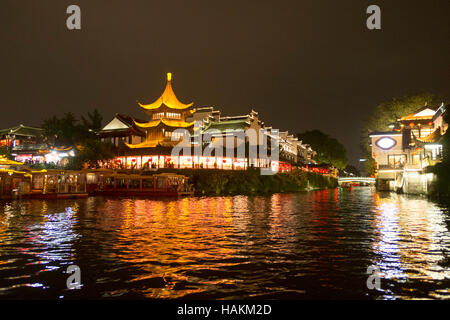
[92,171,194,197]
[0,169,31,200]
[23,169,88,199]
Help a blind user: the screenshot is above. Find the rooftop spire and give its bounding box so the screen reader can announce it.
[167,72,172,82]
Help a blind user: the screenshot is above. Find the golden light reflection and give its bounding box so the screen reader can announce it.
[107,196,240,298]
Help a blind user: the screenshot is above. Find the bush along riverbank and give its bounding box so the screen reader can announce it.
[429,162,450,200]
[158,168,338,196]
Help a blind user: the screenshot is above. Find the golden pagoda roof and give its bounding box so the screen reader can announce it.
[138,73,193,110]
[134,119,194,128]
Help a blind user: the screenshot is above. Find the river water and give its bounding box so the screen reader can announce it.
[0,187,449,300]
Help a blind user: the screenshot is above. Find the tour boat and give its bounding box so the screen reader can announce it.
[23,169,88,199]
[91,172,194,197]
[0,170,31,200]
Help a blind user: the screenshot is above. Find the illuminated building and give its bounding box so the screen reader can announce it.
[98,72,318,172]
[110,73,196,169]
[370,103,448,193]
[12,144,75,165]
[0,124,44,148]
[0,125,75,165]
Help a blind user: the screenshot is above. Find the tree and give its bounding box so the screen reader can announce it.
[69,139,116,169]
[361,93,442,174]
[343,164,361,177]
[431,107,450,195]
[442,107,450,163]
[42,110,103,146]
[81,109,103,131]
[297,130,348,169]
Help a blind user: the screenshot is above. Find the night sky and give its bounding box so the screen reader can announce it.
[1,0,449,166]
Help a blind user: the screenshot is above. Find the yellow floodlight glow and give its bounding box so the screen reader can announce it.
[167,72,172,81]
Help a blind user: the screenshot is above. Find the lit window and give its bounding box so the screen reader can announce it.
[152,112,164,120]
[166,112,181,119]
[388,155,406,168]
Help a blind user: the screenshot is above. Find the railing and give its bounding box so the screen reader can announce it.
[378,165,404,170]
[338,177,376,184]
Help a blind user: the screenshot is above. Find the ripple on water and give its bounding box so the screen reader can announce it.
[0,189,449,299]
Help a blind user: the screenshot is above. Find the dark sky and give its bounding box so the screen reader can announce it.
[1,0,449,166]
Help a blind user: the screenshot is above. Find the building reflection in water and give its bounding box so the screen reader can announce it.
[0,200,80,292]
[0,190,449,299]
[104,197,240,298]
[372,193,450,298]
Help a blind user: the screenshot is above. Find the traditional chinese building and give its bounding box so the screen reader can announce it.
[370,103,447,194]
[113,73,196,169]
[98,113,146,147]
[128,72,195,148]
[0,125,44,149]
[104,72,317,172]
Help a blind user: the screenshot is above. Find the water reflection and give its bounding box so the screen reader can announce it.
[372,193,450,299]
[0,201,80,294]
[0,189,449,299]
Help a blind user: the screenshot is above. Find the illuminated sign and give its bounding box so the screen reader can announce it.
[375,137,397,150]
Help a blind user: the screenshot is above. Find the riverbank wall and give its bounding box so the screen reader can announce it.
[376,171,435,195]
[376,165,450,199]
[157,168,338,196]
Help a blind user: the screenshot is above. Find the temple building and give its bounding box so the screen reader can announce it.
[97,72,318,172]
[110,73,196,169]
[129,72,195,148]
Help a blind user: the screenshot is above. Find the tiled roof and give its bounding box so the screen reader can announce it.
[0,125,44,137]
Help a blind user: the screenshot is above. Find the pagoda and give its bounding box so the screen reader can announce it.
[126,72,195,149]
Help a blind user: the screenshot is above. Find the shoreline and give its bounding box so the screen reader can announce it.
[164,168,338,196]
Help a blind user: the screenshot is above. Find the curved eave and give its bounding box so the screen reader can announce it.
[134,119,194,129]
[138,101,194,110]
[125,140,160,149]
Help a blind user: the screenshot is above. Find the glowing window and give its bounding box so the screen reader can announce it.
[152,112,164,120]
[166,112,181,119]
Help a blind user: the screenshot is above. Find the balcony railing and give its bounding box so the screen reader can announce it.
[378,164,405,170]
